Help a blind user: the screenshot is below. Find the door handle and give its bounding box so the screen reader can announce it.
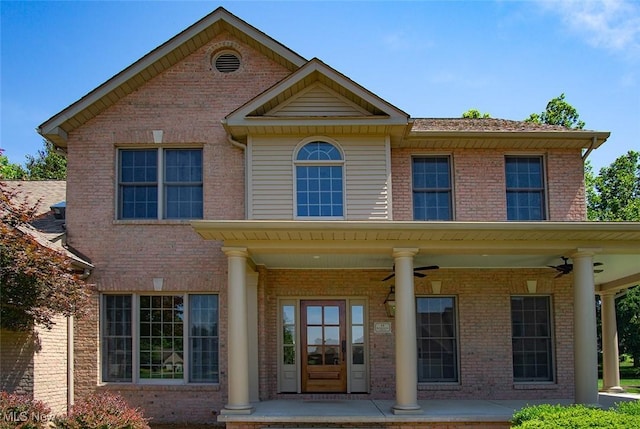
[341,340,346,361]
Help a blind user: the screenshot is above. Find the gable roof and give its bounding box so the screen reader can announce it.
[37,7,307,149]
[1,180,93,270]
[0,180,66,218]
[223,58,410,143]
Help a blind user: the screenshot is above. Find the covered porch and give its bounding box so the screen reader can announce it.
[191,220,640,418]
[218,394,640,429]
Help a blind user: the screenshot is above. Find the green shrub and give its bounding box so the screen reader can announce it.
[615,400,640,415]
[512,402,640,428]
[53,392,150,429]
[511,403,570,426]
[0,391,52,429]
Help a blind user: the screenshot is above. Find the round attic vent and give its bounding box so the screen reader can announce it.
[214,52,241,73]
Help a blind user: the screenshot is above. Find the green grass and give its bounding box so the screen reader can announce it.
[599,355,640,394]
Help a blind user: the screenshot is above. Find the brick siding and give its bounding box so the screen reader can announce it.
[391,148,586,221]
[1,317,68,415]
[33,316,68,415]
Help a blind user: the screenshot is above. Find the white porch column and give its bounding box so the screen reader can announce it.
[573,251,599,404]
[601,292,624,393]
[392,248,422,415]
[221,247,254,414]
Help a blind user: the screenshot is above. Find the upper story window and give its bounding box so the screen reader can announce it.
[505,156,546,221]
[118,148,203,220]
[295,141,344,218]
[412,156,452,221]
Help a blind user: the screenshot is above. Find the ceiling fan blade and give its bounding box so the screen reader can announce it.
[555,272,565,278]
[594,269,604,274]
[594,262,604,267]
[414,265,439,271]
[413,272,427,278]
[381,273,395,282]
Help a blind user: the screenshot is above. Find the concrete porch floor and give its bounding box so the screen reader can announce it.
[218,393,640,425]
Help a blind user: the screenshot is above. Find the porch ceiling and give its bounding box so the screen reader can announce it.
[191,220,640,292]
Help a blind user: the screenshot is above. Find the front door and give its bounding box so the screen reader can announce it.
[301,300,347,393]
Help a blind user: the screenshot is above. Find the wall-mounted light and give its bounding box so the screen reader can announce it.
[153,277,164,291]
[431,280,442,294]
[384,286,396,317]
[526,280,537,294]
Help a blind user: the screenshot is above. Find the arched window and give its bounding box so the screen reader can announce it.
[295,141,344,218]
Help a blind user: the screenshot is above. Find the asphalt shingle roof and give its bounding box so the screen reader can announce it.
[411,118,582,133]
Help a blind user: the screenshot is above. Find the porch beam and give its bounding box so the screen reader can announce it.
[391,248,422,415]
[221,247,254,415]
[573,251,599,405]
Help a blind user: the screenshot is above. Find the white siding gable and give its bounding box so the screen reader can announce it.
[249,136,389,220]
[267,83,371,117]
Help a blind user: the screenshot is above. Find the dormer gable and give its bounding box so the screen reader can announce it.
[224,58,410,143]
[266,82,371,117]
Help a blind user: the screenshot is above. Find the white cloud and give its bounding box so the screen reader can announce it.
[540,0,640,57]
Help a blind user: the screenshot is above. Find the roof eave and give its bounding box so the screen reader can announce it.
[403,130,610,149]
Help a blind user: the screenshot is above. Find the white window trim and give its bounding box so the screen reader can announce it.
[115,146,203,221]
[292,137,347,220]
[411,154,455,221]
[511,294,556,384]
[100,293,219,385]
[416,295,461,385]
[504,154,549,221]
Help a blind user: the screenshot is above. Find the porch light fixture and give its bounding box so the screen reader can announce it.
[384,286,396,317]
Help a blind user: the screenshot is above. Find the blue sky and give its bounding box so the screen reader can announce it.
[1,0,638,172]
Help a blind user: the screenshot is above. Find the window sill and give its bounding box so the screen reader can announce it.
[418,383,461,391]
[113,219,196,225]
[97,383,220,391]
[513,383,558,390]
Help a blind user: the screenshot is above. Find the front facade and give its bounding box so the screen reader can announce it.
[38,8,640,425]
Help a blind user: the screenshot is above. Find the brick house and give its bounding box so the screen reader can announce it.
[36,7,640,426]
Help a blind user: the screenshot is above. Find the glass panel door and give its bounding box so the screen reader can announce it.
[301,300,346,392]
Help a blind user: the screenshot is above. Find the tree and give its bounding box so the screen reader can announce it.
[617,286,640,368]
[587,151,640,221]
[0,182,90,331]
[0,149,26,179]
[525,93,585,129]
[24,140,67,180]
[462,109,490,119]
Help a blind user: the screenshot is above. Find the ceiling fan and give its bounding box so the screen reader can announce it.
[382,264,439,281]
[548,257,604,278]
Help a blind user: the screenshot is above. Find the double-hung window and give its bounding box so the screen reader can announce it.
[295,141,344,218]
[413,156,452,221]
[505,156,545,221]
[118,148,203,219]
[511,296,554,382]
[416,296,458,382]
[102,294,219,383]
